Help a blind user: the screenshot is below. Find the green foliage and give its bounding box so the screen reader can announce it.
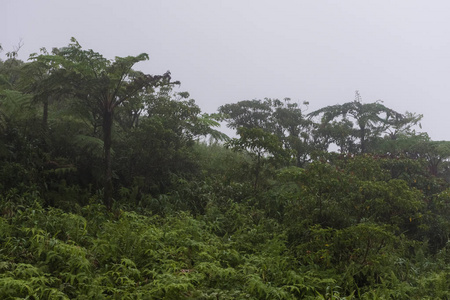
[220,98,315,166]
[309,92,421,154]
[29,38,177,208]
[2,39,450,298]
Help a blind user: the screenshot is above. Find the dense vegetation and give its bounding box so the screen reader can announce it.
[2,39,450,299]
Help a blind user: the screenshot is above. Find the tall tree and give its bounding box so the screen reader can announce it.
[31,38,176,208]
[219,99,274,131]
[411,140,450,177]
[219,98,313,166]
[384,111,423,140]
[20,48,71,130]
[272,99,315,166]
[309,91,406,154]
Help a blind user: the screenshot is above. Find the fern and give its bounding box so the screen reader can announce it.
[0,89,34,123]
[0,277,33,298]
[72,134,105,159]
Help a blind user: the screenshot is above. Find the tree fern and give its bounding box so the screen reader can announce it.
[72,134,105,159]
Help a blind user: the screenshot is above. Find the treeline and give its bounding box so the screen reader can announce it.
[1,39,450,299]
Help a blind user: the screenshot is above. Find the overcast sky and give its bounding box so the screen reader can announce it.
[2,0,450,140]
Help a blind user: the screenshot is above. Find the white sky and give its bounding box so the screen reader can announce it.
[2,0,450,140]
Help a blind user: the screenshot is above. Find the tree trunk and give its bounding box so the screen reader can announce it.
[254,152,261,190]
[103,108,114,210]
[42,98,48,129]
[360,126,366,154]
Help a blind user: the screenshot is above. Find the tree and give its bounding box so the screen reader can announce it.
[309,91,405,154]
[226,127,290,189]
[377,133,450,178]
[220,98,314,166]
[412,140,450,177]
[271,99,315,166]
[384,111,422,140]
[0,41,24,89]
[312,118,357,154]
[19,48,72,130]
[220,99,307,188]
[31,38,177,208]
[115,85,226,195]
[219,99,274,131]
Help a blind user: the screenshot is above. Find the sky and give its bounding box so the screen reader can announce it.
[2,0,450,140]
